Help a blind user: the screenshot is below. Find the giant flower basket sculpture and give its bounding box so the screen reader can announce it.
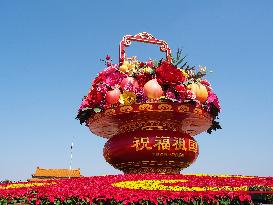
[77,32,221,174]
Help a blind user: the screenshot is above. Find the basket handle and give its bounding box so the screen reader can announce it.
[119,32,172,64]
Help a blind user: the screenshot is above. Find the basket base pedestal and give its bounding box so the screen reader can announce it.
[123,167,181,174]
[103,130,199,174]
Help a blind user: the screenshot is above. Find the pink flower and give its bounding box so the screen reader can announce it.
[93,65,118,86]
[123,82,135,92]
[79,98,90,110]
[207,91,221,111]
[97,84,108,93]
[165,90,176,99]
[146,59,154,67]
[105,72,126,87]
[102,64,118,76]
[186,90,196,100]
[135,88,147,103]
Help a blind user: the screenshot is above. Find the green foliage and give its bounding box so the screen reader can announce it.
[0,197,256,205]
[152,60,159,68]
[249,186,273,204]
[194,69,206,80]
[171,49,194,70]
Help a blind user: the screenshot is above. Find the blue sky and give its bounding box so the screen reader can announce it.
[1,1,273,181]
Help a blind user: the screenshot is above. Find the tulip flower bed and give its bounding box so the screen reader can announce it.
[1,174,272,205]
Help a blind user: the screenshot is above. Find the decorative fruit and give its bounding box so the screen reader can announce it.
[106,89,121,104]
[143,79,163,99]
[187,83,208,103]
[120,77,139,90]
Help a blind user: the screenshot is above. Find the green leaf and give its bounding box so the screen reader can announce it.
[82,107,92,111]
[174,55,187,67]
[93,108,102,113]
[153,60,159,67]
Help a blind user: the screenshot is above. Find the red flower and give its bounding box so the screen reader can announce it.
[139,62,145,68]
[106,55,111,61]
[49,196,55,203]
[176,85,186,92]
[136,73,152,88]
[156,61,186,85]
[200,80,211,87]
[105,72,126,87]
[92,74,106,86]
[92,65,117,86]
[175,85,187,98]
[201,80,212,91]
[1,174,272,204]
[79,97,91,110]
[87,88,104,106]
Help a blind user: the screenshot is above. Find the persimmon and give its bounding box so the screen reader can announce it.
[187,83,208,103]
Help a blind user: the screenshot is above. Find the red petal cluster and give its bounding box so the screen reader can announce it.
[156,61,186,85]
[92,65,117,86]
[87,88,104,107]
[136,73,152,87]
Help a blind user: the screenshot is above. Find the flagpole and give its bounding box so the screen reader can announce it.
[69,137,74,179]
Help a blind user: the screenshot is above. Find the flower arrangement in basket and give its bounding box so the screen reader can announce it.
[76,32,221,133]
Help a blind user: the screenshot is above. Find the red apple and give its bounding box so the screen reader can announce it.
[120,77,139,90]
[144,79,163,99]
[106,89,121,104]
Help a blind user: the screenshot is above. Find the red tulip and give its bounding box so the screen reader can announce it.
[143,79,163,99]
[106,89,121,104]
[1,174,272,204]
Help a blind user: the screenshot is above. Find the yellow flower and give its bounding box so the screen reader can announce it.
[185,174,255,178]
[119,91,136,105]
[143,66,153,73]
[181,69,189,78]
[0,182,56,189]
[112,179,249,192]
[119,61,134,73]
